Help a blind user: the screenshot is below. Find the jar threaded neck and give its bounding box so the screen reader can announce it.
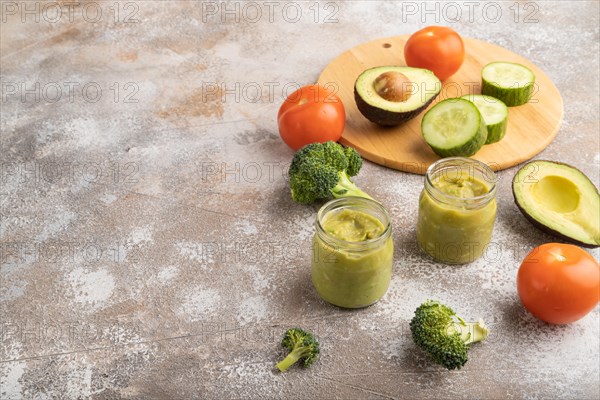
[424,157,497,210]
[316,197,392,253]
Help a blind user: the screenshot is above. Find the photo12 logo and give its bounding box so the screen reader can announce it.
[180,240,305,265]
[0,240,143,265]
[1,1,140,24]
[199,161,289,183]
[1,161,139,186]
[397,1,540,24]
[1,82,139,104]
[200,1,339,24]
[1,319,143,348]
[201,81,340,104]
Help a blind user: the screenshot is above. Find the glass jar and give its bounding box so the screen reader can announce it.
[416,157,497,264]
[312,197,393,308]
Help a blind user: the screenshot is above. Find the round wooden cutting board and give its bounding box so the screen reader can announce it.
[317,35,563,174]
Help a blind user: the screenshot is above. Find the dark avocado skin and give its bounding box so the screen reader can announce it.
[354,85,440,126]
[512,160,600,249]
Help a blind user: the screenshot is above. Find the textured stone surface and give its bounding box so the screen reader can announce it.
[1,1,599,399]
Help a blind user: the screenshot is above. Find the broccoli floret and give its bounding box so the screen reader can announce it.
[275,328,320,372]
[288,141,373,204]
[344,145,363,177]
[410,300,489,370]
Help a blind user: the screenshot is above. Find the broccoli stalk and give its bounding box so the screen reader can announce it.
[410,300,489,370]
[288,141,374,204]
[275,345,313,372]
[331,170,374,200]
[275,328,320,372]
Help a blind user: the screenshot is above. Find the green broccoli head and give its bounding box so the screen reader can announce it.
[288,141,372,204]
[321,140,350,172]
[344,146,363,177]
[410,300,489,370]
[276,328,320,372]
[289,152,340,204]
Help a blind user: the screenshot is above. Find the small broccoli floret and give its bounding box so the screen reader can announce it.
[288,141,373,204]
[275,328,320,372]
[344,145,363,177]
[321,140,349,172]
[410,300,489,370]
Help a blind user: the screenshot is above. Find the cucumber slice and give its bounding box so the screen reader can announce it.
[421,98,487,157]
[481,62,535,106]
[461,94,508,144]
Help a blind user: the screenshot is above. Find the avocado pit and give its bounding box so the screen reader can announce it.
[354,66,442,126]
[373,71,412,102]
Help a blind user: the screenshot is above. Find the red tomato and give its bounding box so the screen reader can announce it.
[404,26,465,81]
[277,85,345,150]
[517,243,600,324]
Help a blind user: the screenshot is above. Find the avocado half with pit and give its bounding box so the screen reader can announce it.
[513,160,600,248]
[354,66,441,126]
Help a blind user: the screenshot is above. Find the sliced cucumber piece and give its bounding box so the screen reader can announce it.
[481,62,535,106]
[461,94,508,144]
[421,98,487,157]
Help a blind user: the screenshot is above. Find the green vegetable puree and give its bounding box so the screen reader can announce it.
[323,209,384,242]
[312,209,393,308]
[432,175,489,198]
[416,173,496,264]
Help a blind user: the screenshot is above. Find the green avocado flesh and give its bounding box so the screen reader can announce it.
[513,160,600,248]
[354,66,442,126]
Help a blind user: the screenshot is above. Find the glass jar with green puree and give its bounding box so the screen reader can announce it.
[416,158,497,264]
[312,197,393,308]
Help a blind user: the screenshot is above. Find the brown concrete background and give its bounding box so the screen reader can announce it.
[1,1,599,399]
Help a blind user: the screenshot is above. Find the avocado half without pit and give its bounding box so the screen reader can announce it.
[354,66,442,126]
[513,160,600,248]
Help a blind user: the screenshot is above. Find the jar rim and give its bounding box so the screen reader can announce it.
[424,157,497,206]
[316,197,392,249]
